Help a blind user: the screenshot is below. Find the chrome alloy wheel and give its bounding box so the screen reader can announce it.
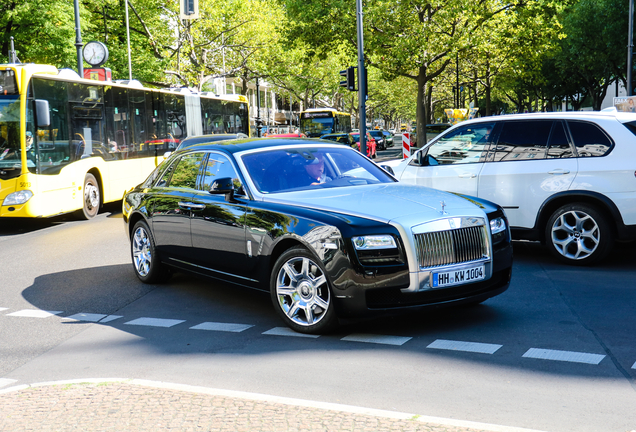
[275,256,330,327]
[84,182,100,213]
[132,226,152,277]
[550,209,600,260]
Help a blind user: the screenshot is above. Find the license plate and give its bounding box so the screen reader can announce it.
[432,265,485,288]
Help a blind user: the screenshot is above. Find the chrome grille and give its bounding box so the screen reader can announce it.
[414,226,488,268]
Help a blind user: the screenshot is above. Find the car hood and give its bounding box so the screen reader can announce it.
[263,183,485,224]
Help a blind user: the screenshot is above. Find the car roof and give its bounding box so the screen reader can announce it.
[173,137,340,156]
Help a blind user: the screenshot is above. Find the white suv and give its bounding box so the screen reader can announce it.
[390,111,636,265]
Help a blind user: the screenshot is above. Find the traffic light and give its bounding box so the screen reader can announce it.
[339,67,356,91]
[180,0,199,19]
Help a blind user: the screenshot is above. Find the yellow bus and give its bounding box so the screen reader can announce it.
[299,108,352,138]
[0,63,249,219]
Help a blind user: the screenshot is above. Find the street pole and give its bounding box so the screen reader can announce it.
[355,0,367,155]
[73,0,83,77]
[256,78,262,137]
[125,0,133,80]
[628,0,634,95]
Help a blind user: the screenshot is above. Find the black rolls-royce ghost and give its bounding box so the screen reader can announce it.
[123,138,513,334]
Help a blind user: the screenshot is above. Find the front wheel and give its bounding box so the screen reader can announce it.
[270,246,338,334]
[81,173,101,219]
[545,203,613,266]
[131,220,171,283]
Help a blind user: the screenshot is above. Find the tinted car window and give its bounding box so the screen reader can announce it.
[201,153,243,194]
[493,120,552,161]
[567,121,613,157]
[547,121,574,158]
[425,122,494,165]
[167,152,204,189]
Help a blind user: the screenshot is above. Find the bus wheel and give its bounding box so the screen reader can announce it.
[82,173,100,219]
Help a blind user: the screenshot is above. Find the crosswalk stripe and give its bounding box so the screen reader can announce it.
[341,334,412,346]
[427,339,502,354]
[124,317,185,328]
[191,322,253,332]
[522,348,605,365]
[6,310,63,318]
[262,327,320,338]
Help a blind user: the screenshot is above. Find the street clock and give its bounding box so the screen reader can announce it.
[83,41,109,67]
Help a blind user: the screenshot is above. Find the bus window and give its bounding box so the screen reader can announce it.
[31,78,70,174]
[130,89,149,157]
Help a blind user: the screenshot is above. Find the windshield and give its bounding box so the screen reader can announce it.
[0,95,23,179]
[242,146,395,194]
[300,116,335,138]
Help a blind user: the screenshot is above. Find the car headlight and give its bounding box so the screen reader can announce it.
[352,235,396,250]
[490,217,506,235]
[3,190,33,206]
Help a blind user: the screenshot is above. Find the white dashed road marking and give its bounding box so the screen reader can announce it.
[262,327,320,338]
[100,315,123,323]
[6,310,63,318]
[341,334,412,346]
[0,307,8,311]
[427,339,502,354]
[64,313,108,322]
[190,322,253,333]
[124,317,185,328]
[522,348,606,365]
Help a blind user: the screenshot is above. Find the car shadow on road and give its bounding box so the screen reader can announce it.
[18,251,636,382]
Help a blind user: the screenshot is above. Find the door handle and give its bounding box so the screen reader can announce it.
[548,169,570,175]
[458,173,477,178]
[178,202,205,210]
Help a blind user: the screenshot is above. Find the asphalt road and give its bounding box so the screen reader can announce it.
[1,204,635,432]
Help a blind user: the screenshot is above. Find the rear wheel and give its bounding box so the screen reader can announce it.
[545,203,613,265]
[81,173,100,219]
[270,246,338,334]
[131,220,171,283]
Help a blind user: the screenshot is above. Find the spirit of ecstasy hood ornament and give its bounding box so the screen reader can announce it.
[440,200,448,215]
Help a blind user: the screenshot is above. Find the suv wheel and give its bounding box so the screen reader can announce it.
[545,203,613,265]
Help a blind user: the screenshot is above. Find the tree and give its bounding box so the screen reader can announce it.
[0,0,81,67]
[283,0,527,147]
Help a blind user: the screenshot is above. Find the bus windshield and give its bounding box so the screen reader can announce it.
[0,96,22,176]
[300,116,335,138]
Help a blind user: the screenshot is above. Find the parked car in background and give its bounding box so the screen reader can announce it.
[320,133,357,148]
[369,130,387,150]
[390,111,636,265]
[382,130,394,147]
[123,139,513,334]
[350,132,377,158]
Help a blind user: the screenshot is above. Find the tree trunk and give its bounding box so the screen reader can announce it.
[415,66,428,148]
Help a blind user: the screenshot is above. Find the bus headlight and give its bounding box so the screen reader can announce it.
[3,190,34,205]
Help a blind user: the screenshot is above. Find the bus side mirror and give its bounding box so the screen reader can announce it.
[35,99,50,128]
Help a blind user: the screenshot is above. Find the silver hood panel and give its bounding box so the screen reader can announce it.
[262,183,484,223]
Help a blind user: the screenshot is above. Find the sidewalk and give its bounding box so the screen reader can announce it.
[0,379,544,432]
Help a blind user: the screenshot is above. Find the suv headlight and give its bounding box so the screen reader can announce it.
[3,190,33,206]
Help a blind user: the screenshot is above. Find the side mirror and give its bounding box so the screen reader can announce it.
[380,164,395,176]
[35,99,50,128]
[209,177,234,194]
[209,177,238,202]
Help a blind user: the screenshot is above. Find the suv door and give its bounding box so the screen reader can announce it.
[399,122,494,197]
[477,120,577,229]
